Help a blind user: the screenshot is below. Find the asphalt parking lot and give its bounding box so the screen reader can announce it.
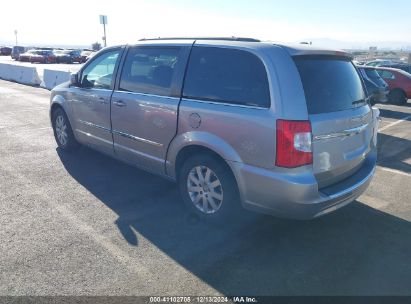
[0,79,411,296]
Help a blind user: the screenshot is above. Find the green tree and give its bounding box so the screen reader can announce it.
[91,42,102,51]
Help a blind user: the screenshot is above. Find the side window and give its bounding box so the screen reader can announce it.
[119,47,182,96]
[183,47,271,108]
[380,70,395,80]
[80,50,120,89]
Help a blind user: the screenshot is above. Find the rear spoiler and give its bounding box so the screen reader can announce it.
[276,44,353,60]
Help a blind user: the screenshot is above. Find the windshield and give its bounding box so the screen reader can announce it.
[294,56,366,114]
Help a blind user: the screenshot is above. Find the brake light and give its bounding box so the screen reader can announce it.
[276,120,312,168]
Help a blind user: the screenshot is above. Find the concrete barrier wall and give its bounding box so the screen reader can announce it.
[0,63,41,85]
[41,69,71,90]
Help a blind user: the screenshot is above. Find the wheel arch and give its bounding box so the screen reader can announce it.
[389,88,407,104]
[173,143,242,207]
[50,95,77,139]
[167,132,242,182]
[390,87,406,95]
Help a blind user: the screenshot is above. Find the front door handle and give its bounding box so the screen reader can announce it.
[113,100,126,107]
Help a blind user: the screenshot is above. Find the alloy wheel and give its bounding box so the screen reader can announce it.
[187,165,224,214]
[55,115,68,146]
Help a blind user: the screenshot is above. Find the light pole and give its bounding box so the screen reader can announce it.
[14,30,18,46]
[99,15,107,47]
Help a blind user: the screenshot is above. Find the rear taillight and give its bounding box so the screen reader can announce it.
[276,120,312,168]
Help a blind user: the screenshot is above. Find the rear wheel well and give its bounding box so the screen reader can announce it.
[389,88,407,104]
[175,145,237,184]
[390,88,406,95]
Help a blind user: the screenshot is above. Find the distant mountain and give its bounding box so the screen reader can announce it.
[298,38,411,51]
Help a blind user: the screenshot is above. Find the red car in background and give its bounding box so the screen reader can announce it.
[375,67,411,105]
[18,49,36,62]
[30,50,57,64]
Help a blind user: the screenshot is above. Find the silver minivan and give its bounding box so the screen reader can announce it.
[50,37,378,220]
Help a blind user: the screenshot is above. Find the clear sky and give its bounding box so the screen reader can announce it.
[1,0,410,48]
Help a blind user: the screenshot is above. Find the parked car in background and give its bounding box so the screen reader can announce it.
[85,51,96,61]
[374,67,411,105]
[80,50,93,63]
[380,63,411,74]
[54,50,82,63]
[366,59,398,67]
[50,38,378,220]
[0,47,12,56]
[19,50,36,62]
[357,66,389,105]
[30,50,57,64]
[353,60,366,66]
[11,46,27,60]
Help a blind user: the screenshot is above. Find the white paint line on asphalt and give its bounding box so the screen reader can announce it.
[379,167,411,178]
[359,194,390,209]
[379,114,411,132]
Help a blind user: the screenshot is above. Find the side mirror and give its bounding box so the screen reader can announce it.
[70,73,79,87]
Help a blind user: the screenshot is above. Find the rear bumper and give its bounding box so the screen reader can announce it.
[229,151,376,220]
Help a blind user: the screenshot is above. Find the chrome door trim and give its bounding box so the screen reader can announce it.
[78,120,163,147]
[313,124,369,141]
[112,129,163,147]
[113,143,164,163]
[75,129,114,146]
[78,120,111,133]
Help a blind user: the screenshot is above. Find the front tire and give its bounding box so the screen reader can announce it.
[52,108,79,151]
[178,154,240,221]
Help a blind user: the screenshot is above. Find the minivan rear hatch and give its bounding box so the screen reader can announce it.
[294,55,374,188]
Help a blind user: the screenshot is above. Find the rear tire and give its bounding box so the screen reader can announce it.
[178,154,241,222]
[389,89,407,105]
[52,108,79,152]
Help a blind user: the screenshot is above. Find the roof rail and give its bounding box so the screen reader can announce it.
[139,37,261,42]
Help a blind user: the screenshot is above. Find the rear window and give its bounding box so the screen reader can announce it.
[183,47,270,108]
[294,56,366,114]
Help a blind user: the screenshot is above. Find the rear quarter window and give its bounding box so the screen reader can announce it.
[183,46,271,108]
[294,56,366,114]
